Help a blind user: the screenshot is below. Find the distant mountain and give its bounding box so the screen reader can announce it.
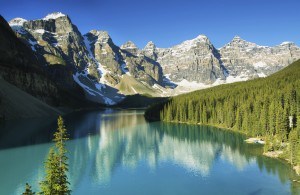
[219,36,300,81]
[5,12,300,105]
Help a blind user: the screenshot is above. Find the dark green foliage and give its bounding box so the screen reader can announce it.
[144,100,169,121]
[40,116,71,195]
[40,148,60,194]
[289,129,298,165]
[115,94,168,109]
[147,60,300,167]
[23,183,35,195]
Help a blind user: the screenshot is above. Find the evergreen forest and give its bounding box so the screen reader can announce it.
[146,60,300,169]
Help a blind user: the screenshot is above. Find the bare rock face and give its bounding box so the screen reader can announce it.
[142,41,158,60]
[9,12,98,88]
[219,36,300,79]
[84,30,122,83]
[121,41,140,56]
[84,31,163,89]
[120,41,163,85]
[154,35,225,84]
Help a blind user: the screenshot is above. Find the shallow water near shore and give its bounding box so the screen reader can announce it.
[0,109,299,194]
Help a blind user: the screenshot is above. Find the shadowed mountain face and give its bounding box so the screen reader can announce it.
[3,12,300,106]
[0,15,61,109]
[0,15,101,119]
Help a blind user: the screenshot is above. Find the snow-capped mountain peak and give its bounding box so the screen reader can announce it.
[195,34,209,41]
[144,41,156,50]
[171,34,211,52]
[9,18,27,26]
[43,12,67,20]
[280,41,294,46]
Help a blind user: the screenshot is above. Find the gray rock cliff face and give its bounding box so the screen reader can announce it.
[120,41,163,85]
[154,35,225,84]
[84,30,122,85]
[10,13,99,86]
[219,36,300,79]
[84,31,163,89]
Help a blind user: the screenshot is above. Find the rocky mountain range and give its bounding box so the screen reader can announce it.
[5,12,300,105]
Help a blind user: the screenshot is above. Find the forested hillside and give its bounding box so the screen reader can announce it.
[146,60,300,169]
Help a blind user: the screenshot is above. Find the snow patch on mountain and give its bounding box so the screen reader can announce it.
[9,18,27,26]
[175,79,207,88]
[28,39,38,51]
[280,41,293,46]
[225,75,248,83]
[167,34,210,52]
[9,18,27,34]
[73,71,116,105]
[43,12,66,20]
[121,63,131,75]
[253,61,267,68]
[83,35,110,84]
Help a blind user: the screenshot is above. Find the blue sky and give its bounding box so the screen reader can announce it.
[1,0,299,48]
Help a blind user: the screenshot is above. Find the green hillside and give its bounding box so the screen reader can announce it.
[145,60,300,170]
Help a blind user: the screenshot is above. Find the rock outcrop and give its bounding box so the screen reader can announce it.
[154,35,225,84]
[219,36,300,80]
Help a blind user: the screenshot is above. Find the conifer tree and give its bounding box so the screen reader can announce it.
[53,116,70,194]
[40,116,70,195]
[40,148,60,194]
[23,183,35,195]
[289,129,298,165]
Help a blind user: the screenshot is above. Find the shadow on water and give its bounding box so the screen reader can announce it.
[0,109,146,150]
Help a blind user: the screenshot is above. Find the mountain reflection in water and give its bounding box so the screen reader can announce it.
[0,109,299,195]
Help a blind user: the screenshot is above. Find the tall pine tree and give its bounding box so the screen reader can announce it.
[40,116,70,195]
[22,183,35,195]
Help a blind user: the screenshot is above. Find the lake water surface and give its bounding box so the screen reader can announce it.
[0,109,299,194]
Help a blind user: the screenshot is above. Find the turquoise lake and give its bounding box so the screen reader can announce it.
[0,109,299,194]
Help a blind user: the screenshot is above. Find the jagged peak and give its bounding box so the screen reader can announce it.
[121,41,137,49]
[184,34,210,44]
[232,35,242,40]
[9,18,27,26]
[88,30,110,38]
[230,35,249,43]
[219,36,269,50]
[144,41,156,50]
[227,36,257,46]
[171,34,211,51]
[195,34,208,40]
[85,30,112,44]
[43,12,67,20]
